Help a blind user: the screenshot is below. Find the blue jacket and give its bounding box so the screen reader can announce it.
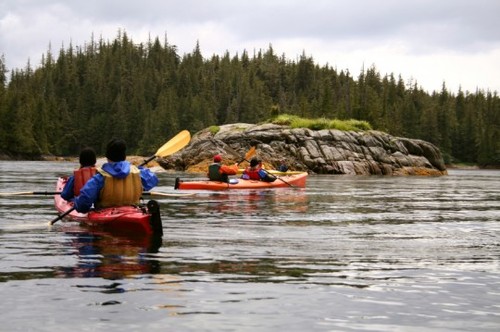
[61,176,76,201]
[73,161,158,213]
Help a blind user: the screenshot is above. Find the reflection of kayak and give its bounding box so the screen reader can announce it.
[54,177,162,235]
[175,172,308,190]
[56,228,162,279]
[237,169,304,176]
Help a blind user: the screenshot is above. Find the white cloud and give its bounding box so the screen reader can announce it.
[1,0,499,93]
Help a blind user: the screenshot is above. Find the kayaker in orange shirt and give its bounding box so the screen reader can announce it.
[207,154,238,182]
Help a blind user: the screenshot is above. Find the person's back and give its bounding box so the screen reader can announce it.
[207,154,237,183]
[61,147,97,201]
[208,163,226,182]
[97,159,143,208]
[73,138,158,213]
[73,166,97,196]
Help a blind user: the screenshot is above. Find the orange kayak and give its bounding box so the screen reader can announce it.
[174,172,308,190]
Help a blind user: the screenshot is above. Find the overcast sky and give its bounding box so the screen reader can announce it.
[1,0,499,93]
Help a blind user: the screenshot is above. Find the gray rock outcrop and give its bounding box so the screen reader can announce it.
[159,123,447,176]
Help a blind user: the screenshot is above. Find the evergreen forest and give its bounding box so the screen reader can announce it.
[0,31,498,166]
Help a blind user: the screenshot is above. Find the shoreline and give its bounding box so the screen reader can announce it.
[0,155,160,167]
[445,164,500,170]
[1,155,498,170]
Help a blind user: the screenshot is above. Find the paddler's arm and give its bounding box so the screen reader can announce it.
[221,163,238,175]
[73,174,104,213]
[258,169,276,182]
[138,166,158,191]
[60,176,75,201]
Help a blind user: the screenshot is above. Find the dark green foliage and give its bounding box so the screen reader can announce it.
[0,31,498,166]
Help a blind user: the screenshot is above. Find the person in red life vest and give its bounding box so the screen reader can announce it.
[61,147,97,201]
[207,154,238,182]
[72,138,158,213]
[242,157,276,182]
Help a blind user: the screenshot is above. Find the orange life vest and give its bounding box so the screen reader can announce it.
[73,167,97,196]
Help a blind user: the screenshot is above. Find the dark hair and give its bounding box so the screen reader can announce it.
[79,147,96,167]
[250,157,260,168]
[105,138,127,162]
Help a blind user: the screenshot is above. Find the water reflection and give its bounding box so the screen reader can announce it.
[1,162,500,331]
[55,228,162,280]
[167,189,309,218]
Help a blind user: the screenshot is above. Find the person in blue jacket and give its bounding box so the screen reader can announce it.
[73,138,158,213]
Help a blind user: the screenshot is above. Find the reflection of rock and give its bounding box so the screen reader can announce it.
[159,123,447,176]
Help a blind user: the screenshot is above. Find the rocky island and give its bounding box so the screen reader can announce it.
[158,123,447,176]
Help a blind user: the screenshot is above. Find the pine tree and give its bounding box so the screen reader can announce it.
[1,32,499,165]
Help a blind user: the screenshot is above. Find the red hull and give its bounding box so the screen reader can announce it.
[54,178,154,235]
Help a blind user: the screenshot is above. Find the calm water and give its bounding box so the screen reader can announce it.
[0,161,499,332]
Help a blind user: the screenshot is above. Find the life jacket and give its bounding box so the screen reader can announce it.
[73,167,97,196]
[244,167,261,180]
[97,166,142,208]
[208,163,229,182]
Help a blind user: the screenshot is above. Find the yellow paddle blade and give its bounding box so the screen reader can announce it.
[0,192,33,196]
[155,130,191,158]
[244,146,256,161]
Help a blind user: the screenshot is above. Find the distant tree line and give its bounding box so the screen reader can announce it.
[0,31,498,166]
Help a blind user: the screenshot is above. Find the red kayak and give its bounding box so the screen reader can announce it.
[175,172,308,190]
[54,177,162,236]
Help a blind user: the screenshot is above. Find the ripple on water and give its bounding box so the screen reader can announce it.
[0,163,500,331]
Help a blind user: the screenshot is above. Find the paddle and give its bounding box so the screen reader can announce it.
[49,130,192,225]
[140,130,191,167]
[216,143,297,188]
[254,164,298,189]
[1,191,193,197]
[0,191,61,196]
[239,146,256,165]
[209,138,255,166]
[49,207,75,225]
